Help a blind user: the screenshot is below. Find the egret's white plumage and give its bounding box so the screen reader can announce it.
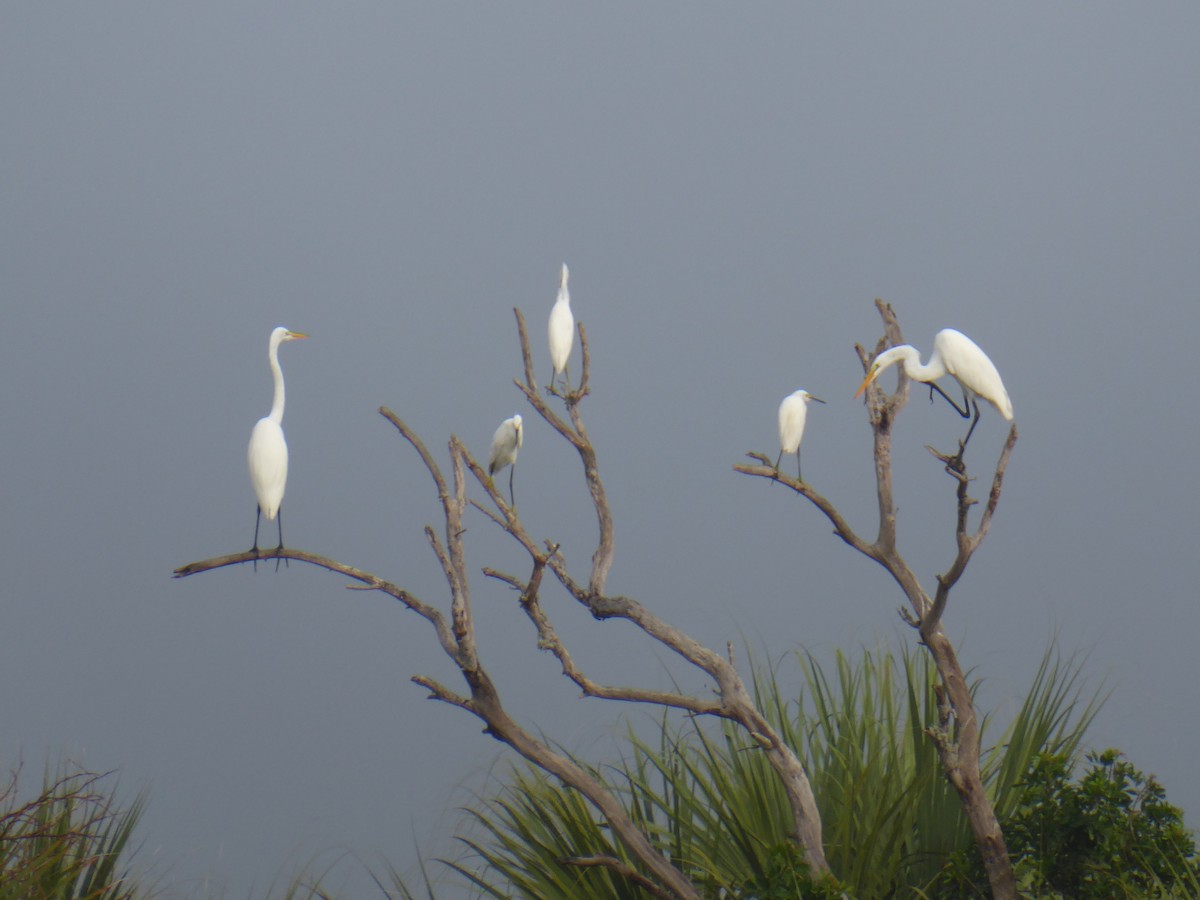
[488,414,523,506]
[248,326,308,564]
[775,390,825,480]
[856,328,1012,449]
[547,263,574,389]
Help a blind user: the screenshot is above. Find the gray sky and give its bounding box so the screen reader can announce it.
[2,3,1198,895]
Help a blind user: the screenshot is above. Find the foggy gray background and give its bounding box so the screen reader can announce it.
[2,3,1197,895]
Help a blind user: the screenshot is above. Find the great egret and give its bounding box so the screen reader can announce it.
[547,263,573,390]
[776,390,825,481]
[248,326,308,570]
[855,328,1013,450]
[488,414,523,507]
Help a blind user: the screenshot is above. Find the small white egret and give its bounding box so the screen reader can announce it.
[855,328,1013,450]
[488,414,523,507]
[776,390,826,481]
[248,326,308,570]
[547,263,574,390]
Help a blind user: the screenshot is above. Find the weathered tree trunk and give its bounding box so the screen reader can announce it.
[922,628,1018,899]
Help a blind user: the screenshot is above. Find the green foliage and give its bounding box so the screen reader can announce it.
[937,749,1200,898]
[445,765,645,899]
[734,843,847,899]
[444,641,1105,898]
[0,764,146,900]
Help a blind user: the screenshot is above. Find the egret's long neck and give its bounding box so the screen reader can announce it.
[267,339,286,423]
[888,344,944,383]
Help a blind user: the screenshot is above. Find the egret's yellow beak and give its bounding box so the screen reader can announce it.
[854,368,878,399]
[289,331,310,340]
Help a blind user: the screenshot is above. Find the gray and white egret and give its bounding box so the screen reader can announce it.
[547,263,574,390]
[776,390,825,481]
[488,414,523,507]
[248,326,308,570]
[855,328,1012,450]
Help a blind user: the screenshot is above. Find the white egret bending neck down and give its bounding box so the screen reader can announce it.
[776,390,825,481]
[547,263,573,390]
[248,326,308,570]
[488,414,523,508]
[855,328,1012,451]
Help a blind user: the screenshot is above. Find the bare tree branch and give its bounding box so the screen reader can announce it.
[173,548,462,661]
[482,565,728,717]
[446,442,476,662]
[733,454,878,561]
[380,408,468,602]
[411,675,473,712]
[734,298,1020,899]
[925,424,1019,632]
[559,856,675,900]
[423,525,460,611]
[510,309,615,594]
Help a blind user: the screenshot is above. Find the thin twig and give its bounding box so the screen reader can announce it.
[733,458,877,561]
[924,423,1018,633]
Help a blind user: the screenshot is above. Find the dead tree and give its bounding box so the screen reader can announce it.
[176,309,830,899]
[734,299,1019,899]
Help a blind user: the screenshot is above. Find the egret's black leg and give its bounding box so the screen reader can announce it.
[769,449,784,488]
[275,510,287,572]
[959,398,983,451]
[508,466,516,509]
[252,506,263,572]
[797,451,803,483]
[927,381,971,418]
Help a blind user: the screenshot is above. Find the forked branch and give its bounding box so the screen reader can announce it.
[451,308,831,875]
[482,564,727,716]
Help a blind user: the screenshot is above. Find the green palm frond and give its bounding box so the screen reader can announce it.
[446,640,1104,898]
[0,764,147,900]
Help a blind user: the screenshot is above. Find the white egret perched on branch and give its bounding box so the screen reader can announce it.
[855,328,1013,451]
[776,390,825,481]
[248,326,308,570]
[488,414,523,507]
[547,263,573,390]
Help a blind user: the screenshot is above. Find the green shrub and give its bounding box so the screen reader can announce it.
[936,749,1199,898]
[444,641,1105,898]
[0,764,145,900]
